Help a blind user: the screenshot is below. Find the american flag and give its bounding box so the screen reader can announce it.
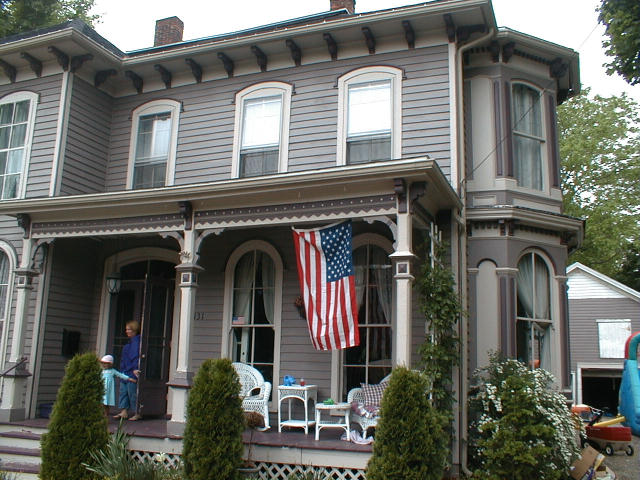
[292,220,360,350]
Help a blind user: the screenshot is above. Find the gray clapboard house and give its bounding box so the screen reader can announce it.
[567,262,640,413]
[0,0,582,476]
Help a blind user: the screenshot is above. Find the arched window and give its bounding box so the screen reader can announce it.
[516,251,552,369]
[127,99,181,189]
[512,83,545,190]
[343,237,393,397]
[0,250,9,321]
[223,241,283,389]
[336,66,402,166]
[231,82,292,178]
[0,92,38,199]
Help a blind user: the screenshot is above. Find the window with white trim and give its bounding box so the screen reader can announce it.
[342,236,393,398]
[597,320,631,358]
[0,92,37,199]
[516,251,552,369]
[0,251,9,321]
[512,83,545,190]
[128,100,180,189]
[222,241,283,394]
[337,67,402,166]
[232,82,292,178]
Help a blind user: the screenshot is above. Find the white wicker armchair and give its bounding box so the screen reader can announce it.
[346,374,391,436]
[232,362,271,431]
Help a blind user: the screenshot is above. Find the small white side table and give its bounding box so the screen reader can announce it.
[315,402,351,441]
[278,384,317,434]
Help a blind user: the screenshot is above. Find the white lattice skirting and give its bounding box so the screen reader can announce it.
[130,451,367,479]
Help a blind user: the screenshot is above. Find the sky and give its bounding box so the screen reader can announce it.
[89,0,639,103]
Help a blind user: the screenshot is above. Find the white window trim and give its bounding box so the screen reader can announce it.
[0,91,38,199]
[336,66,402,166]
[330,233,394,401]
[0,241,17,375]
[511,81,548,193]
[231,82,292,178]
[127,99,181,189]
[221,240,283,408]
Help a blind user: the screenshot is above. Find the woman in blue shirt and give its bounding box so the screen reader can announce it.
[114,320,141,420]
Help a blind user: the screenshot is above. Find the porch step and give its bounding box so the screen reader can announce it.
[0,445,41,465]
[0,428,43,479]
[0,461,39,479]
[0,430,41,449]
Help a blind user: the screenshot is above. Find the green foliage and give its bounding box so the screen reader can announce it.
[40,352,108,480]
[182,358,245,480]
[416,242,461,413]
[0,0,98,37]
[558,89,640,277]
[468,354,581,480]
[598,0,640,85]
[286,469,329,480]
[367,367,449,480]
[84,423,183,480]
[613,242,640,291]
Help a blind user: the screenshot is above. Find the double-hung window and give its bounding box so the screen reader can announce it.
[232,82,292,178]
[512,83,545,190]
[128,100,180,189]
[0,92,37,199]
[516,251,552,370]
[337,67,402,166]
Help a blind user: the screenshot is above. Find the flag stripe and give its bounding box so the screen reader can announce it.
[292,220,360,351]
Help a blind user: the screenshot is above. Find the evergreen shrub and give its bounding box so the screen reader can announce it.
[40,352,108,480]
[366,367,448,480]
[468,354,581,480]
[182,358,245,480]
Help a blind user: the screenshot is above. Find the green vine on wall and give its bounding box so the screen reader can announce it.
[416,241,464,414]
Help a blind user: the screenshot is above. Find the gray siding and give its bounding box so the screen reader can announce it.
[0,75,62,199]
[105,44,451,191]
[568,297,640,371]
[60,77,112,195]
[36,239,102,405]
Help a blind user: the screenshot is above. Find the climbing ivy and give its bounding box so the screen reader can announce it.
[416,241,463,414]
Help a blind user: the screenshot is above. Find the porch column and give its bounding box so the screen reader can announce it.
[0,238,37,421]
[168,229,203,435]
[390,209,415,367]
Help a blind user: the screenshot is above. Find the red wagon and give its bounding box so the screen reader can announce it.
[572,405,634,456]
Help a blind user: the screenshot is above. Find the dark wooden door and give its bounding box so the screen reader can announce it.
[137,274,174,417]
[111,260,174,418]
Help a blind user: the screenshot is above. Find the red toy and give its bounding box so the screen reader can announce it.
[572,405,634,456]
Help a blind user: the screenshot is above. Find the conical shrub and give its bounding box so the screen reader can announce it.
[40,352,108,480]
[182,358,245,480]
[366,367,449,480]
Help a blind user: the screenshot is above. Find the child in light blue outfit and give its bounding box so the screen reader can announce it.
[100,355,135,416]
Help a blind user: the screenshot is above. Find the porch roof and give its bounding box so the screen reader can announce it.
[0,158,461,234]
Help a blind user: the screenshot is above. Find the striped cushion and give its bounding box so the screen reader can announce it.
[361,381,388,407]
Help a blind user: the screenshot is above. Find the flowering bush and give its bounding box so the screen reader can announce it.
[468,354,581,480]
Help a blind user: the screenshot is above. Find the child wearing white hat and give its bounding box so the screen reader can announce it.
[100,354,136,417]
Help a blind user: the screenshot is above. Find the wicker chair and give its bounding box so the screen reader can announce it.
[232,362,272,431]
[346,374,391,436]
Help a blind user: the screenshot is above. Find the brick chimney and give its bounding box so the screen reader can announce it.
[330,0,355,14]
[154,16,184,47]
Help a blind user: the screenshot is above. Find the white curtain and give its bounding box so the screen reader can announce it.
[372,247,392,324]
[261,252,275,324]
[517,255,534,318]
[241,96,282,149]
[353,248,367,310]
[534,254,550,320]
[233,252,255,322]
[347,80,391,137]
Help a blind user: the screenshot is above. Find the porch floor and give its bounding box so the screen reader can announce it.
[12,415,373,454]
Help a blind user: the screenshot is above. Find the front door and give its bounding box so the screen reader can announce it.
[111,260,175,418]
